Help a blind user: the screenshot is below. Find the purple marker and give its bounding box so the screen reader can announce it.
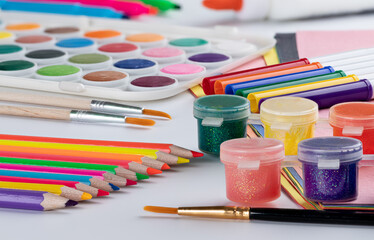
[0,188,77,211]
[258,79,373,110]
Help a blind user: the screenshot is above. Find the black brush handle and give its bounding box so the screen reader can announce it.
[250,208,374,226]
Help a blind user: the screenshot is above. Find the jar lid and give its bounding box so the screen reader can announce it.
[260,97,318,127]
[298,137,362,169]
[193,95,250,121]
[220,138,284,169]
[329,102,374,129]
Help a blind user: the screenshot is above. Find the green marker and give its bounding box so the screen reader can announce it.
[139,0,181,11]
[236,71,347,98]
[0,156,149,181]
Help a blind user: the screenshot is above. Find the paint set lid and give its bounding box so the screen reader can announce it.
[298,137,363,169]
[329,102,374,130]
[193,95,250,122]
[221,138,284,169]
[260,97,318,128]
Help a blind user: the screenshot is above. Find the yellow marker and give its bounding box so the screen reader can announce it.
[260,97,318,155]
[248,75,359,113]
[0,181,92,201]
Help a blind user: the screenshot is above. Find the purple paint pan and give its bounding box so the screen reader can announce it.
[187,53,232,68]
[128,76,178,91]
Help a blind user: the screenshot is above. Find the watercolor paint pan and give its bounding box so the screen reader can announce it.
[0,11,275,101]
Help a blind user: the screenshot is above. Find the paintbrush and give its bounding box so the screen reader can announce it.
[0,105,155,127]
[144,206,374,226]
[0,92,171,119]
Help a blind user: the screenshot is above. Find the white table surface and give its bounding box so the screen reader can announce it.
[1,1,374,239]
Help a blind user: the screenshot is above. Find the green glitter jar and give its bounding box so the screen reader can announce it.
[193,95,250,155]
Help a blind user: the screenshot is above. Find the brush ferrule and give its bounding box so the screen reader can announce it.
[178,206,250,220]
[90,100,143,115]
[70,110,126,124]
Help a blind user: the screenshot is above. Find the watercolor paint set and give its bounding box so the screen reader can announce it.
[0,11,274,101]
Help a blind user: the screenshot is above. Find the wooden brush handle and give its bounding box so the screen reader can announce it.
[0,92,92,110]
[0,106,71,120]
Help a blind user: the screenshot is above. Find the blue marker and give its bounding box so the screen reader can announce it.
[0,0,127,19]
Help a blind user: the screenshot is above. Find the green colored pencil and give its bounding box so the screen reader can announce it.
[138,0,180,11]
[0,156,149,181]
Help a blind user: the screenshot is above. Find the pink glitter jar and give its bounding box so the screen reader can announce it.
[220,138,284,204]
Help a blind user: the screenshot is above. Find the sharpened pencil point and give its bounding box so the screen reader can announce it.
[191,151,204,158]
[161,163,171,170]
[109,183,120,191]
[65,200,78,207]
[81,192,92,200]
[136,173,149,180]
[177,157,190,164]
[97,189,110,197]
[147,168,162,175]
[126,179,137,186]
[143,109,172,119]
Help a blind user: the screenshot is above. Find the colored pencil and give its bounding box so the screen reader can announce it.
[0,134,203,159]
[0,163,136,187]
[0,139,187,166]
[0,188,77,211]
[0,146,162,175]
[0,169,120,192]
[0,181,92,201]
[0,176,109,197]
[0,155,148,181]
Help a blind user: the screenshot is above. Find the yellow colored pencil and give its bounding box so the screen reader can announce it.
[0,139,189,165]
[0,181,92,202]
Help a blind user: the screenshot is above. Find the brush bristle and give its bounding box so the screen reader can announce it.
[125,117,155,126]
[143,109,172,119]
[144,206,178,214]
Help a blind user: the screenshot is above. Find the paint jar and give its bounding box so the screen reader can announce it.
[35,65,82,82]
[260,97,318,155]
[0,60,37,77]
[25,49,68,65]
[15,35,55,50]
[0,44,25,60]
[169,38,210,52]
[159,63,206,81]
[193,95,250,155]
[5,23,43,36]
[113,58,158,76]
[142,47,186,64]
[44,26,82,39]
[81,71,129,88]
[55,38,97,54]
[221,138,284,203]
[84,30,124,44]
[128,76,178,91]
[126,33,166,48]
[329,102,374,154]
[187,53,232,69]
[98,43,140,59]
[0,31,15,43]
[68,53,112,71]
[214,41,257,58]
[298,137,363,202]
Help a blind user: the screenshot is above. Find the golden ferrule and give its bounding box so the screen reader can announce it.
[178,206,250,220]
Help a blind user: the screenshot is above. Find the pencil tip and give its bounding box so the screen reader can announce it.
[109,183,120,191]
[81,192,93,201]
[136,173,150,180]
[126,179,137,186]
[147,168,162,175]
[65,200,78,207]
[97,189,110,197]
[161,163,171,170]
[191,151,204,158]
[143,109,172,119]
[177,157,190,164]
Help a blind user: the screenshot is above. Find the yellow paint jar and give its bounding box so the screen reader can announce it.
[260,97,318,155]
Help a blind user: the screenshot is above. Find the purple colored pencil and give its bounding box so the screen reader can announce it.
[0,188,78,211]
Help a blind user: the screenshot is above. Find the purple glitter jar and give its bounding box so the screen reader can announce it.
[298,137,363,202]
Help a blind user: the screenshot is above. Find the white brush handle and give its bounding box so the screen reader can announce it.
[0,105,71,120]
[0,92,92,110]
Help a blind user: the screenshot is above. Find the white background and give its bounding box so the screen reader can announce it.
[1,0,374,239]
